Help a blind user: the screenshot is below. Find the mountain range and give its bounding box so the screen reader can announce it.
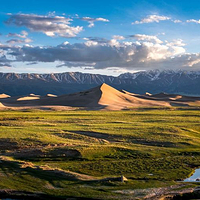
[0,69,200,96]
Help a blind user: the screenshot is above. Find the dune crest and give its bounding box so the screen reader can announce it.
[0,93,11,99]
[46,94,57,97]
[17,96,40,101]
[145,92,152,96]
[96,83,169,110]
[120,89,138,96]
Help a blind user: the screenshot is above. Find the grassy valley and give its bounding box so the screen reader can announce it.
[0,108,200,199]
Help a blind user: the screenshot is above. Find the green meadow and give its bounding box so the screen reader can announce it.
[0,108,200,199]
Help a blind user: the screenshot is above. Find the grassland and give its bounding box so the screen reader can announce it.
[0,108,200,199]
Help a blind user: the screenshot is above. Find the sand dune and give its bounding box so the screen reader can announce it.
[145,92,152,96]
[17,96,40,101]
[17,94,56,101]
[1,83,200,110]
[29,94,40,97]
[151,92,200,102]
[169,95,183,101]
[0,93,10,99]
[97,83,170,110]
[0,102,5,108]
[34,83,170,110]
[46,94,57,97]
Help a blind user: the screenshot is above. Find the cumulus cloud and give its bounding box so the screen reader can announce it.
[0,63,12,67]
[173,20,182,23]
[112,35,125,40]
[79,17,109,27]
[7,30,28,38]
[83,37,109,44]
[6,38,33,44]
[186,19,200,24]
[0,55,12,67]
[5,13,83,37]
[166,39,186,47]
[129,34,163,44]
[132,15,171,24]
[1,35,196,71]
[133,15,196,25]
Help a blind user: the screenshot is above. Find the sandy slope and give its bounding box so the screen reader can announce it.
[0,102,5,108]
[97,83,169,110]
[31,83,170,110]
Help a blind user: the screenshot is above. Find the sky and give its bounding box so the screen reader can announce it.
[1,0,200,75]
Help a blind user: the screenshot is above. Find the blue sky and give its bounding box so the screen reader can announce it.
[1,0,200,75]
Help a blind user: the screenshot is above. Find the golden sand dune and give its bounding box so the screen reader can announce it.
[17,94,41,101]
[16,94,56,102]
[1,83,200,110]
[151,92,200,102]
[169,95,183,101]
[145,92,152,96]
[0,102,5,108]
[29,94,40,97]
[35,83,170,110]
[0,93,11,99]
[97,84,169,110]
[46,94,57,97]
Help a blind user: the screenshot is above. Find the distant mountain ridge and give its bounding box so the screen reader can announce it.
[0,70,200,96]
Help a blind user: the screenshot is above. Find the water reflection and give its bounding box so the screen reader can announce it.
[184,168,200,182]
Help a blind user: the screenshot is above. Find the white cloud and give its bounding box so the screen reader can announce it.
[84,40,98,46]
[82,37,109,44]
[173,19,182,23]
[6,38,33,44]
[112,35,125,40]
[0,35,192,71]
[96,17,109,22]
[166,39,186,47]
[2,33,200,71]
[132,15,171,24]
[186,19,200,24]
[130,34,163,44]
[6,13,83,37]
[79,17,109,28]
[109,39,120,47]
[187,57,200,67]
[7,30,28,38]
